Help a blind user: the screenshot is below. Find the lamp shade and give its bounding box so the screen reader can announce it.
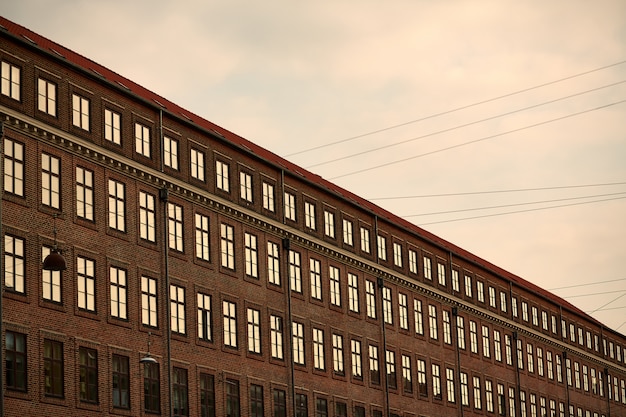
[139,355,158,364]
[42,249,67,271]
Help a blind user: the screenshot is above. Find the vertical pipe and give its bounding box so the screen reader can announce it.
[0,122,5,417]
[283,238,296,417]
[160,187,173,417]
[452,307,463,417]
[377,277,390,417]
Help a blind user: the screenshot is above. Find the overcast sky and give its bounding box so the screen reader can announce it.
[4,1,625,333]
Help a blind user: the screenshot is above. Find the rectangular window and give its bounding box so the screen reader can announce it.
[223,300,238,348]
[485,380,494,412]
[295,393,307,417]
[247,308,261,354]
[476,281,485,303]
[141,276,158,327]
[42,247,61,302]
[541,311,549,330]
[423,257,432,280]
[164,136,179,170]
[527,343,534,373]
[293,322,305,365]
[408,249,418,274]
[190,148,205,181]
[5,331,27,391]
[547,351,554,380]
[270,315,284,360]
[333,334,344,375]
[377,235,387,260]
[170,284,186,335]
[262,182,275,212]
[316,398,328,417]
[556,354,563,383]
[469,321,478,353]
[110,266,127,319]
[351,339,362,379]
[432,363,442,400]
[446,368,455,403]
[4,139,24,197]
[267,241,280,286]
[240,172,253,202]
[79,347,98,403]
[461,372,469,406]
[139,191,156,242]
[348,273,359,313]
[500,292,507,312]
[538,347,545,377]
[144,362,160,413]
[452,269,460,292]
[464,275,473,297]
[173,367,188,417]
[77,256,96,312]
[135,123,151,158]
[42,153,60,209]
[369,345,380,385]
[72,94,90,131]
[512,297,518,317]
[284,192,296,221]
[386,350,397,389]
[273,389,286,417]
[383,287,393,325]
[104,108,121,145]
[360,227,370,253]
[313,328,325,370]
[200,373,215,417]
[195,213,210,261]
[343,219,353,246]
[457,316,466,349]
[305,201,316,230]
[220,223,235,269]
[429,305,438,340]
[417,359,428,397]
[393,242,402,267]
[473,376,482,409]
[250,384,264,417]
[244,233,259,278]
[112,354,129,409]
[489,286,496,308]
[438,263,446,286]
[168,202,184,251]
[398,293,408,330]
[310,258,322,300]
[414,299,424,335]
[366,280,377,319]
[226,379,241,417]
[532,306,539,327]
[4,235,25,293]
[197,293,212,342]
[44,339,64,397]
[289,250,302,293]
[1,61,20,100]
[402,354,412,393]
[330,266,341,307]
[494,330,502,361]
[76,167,94,221]
[108,179,126,231]
[216,160,230,192]
[517,339,524,370]
[324,210,335,238]
[482,325,491,358]
[38,78,56,116]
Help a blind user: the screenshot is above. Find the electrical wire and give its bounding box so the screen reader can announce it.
[549,278,626,291]
[588,292,626,314]
[329,99,626,180]
[560,290,626,299]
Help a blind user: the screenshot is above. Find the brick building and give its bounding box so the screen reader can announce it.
[0,16,625,417]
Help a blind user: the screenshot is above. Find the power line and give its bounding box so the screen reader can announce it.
[402,192,626,218]
[561,289,626,299]
[585,305,626,312]
[285,59,626,158]
[306,80,626,169]
[369,182,626,201]
[549,278,626,291]
[416,195,626,226]
[329,99,626,180]
[588,292,626,314]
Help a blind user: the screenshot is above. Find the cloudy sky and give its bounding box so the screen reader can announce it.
[4,1,625,332]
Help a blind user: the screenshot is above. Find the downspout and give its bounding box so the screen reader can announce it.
[512,331,522,415]
[510,282,521,417]
[452,307,463,417]
[283,237,296,417]
[604,368,611,417]
[160,187,173,417]
[0,122,5,417]
[377,277,390,417]
[563,351,570,416]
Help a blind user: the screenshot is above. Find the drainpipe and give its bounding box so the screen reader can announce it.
[512,331,521,417]
[604,368,611,417]
[377,277,390,417]
[0,122,5,417]
[452,307,463,417]
[160,187,173,417]
[283,238,296,417]
[563,351,570,416]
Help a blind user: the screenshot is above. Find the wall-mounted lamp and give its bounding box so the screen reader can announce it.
[42,214,67,271]
[140,332,158,364]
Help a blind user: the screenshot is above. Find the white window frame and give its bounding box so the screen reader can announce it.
[305,201,316,230]
[168,202,184,251]
[139,191,156,242]
[343,219,353,246]
[244,232,258,278]
[76,167,94,221]
[284,192,296,221]
[104,108,121,145]
[110,266,127,319]
[240,171,252,202]
[220,223,235,269]
[1,61,20,100]
[163,136,179,170]
[195,213,210,261]
[262,182,275,212]
[134,122,151,158]
[324,210,335,238]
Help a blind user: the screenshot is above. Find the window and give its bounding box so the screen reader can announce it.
[512,297,518,318]
[351,339,362,379]
[4,139,24,197]
[284,192,296,221]
[408,249,418,274]
[542,311,549,330]
[556,354,563,383]
[108,179,126,231]
[163,136,179,170]
[366,280,377,319]
[443,310,452,345]
[446,368,455,403]
[330,266,341,306]
[223,300,238,348]
[473,376,482,409]
[432,363,442,400]
[267,241,280,286]
[135,123,151,158]
[438,263,446,286]
[382,287,392,325]
[464,275,473,297]
[476,281,484,303]
[170,284,186,335]
[72,94,90,131]
[310,258,322,300]
[494,330,502,361]
[393,242,402,267]
[173,367,188,417]
[244,233,259,278]
[289,250,302,293]
[414,299,424,335]
[112,354,129,409]
[377,235,387,260]
[452,269,460,292]
[482,325,491,358]
[532,306,539,326]
[141,276,158,327]
[200,373,215,417]
[527,343,534,373]
[386,350,397,389]
[76,167,94,221]
[343,219,353,246]
[333,334,344,375]
[250,384,264,417]
[313,328,325,370]
[324,210,335,238]
[143,361,160,413]
[168,202,184,251]
[5,331,26,391]
[1,61,20,100]
[247,308,261,354]
[190,148,205,181]
[225,379,241,417]
[262,182,275,212]
[4,235,25,293]
[44,339,63,397]
[335,401,347,417]
[461,372,469,406]
[423,257,432,280]
[537,347,544,377]
[457,316,466,349]
[547,351,554,380]
[79,347,98,403]
[316,398,328,417]
[38,78,56,116]
[522,301,529,321]
[417,359,428,396]
[197,293,212,342]
[293,322,305,365]
[295,393,308,417]
[273,389,286,417]
[402,354,412,393]
[42,247,61,302]
[520,391,527,417]
[517,339,524,370]
[348,273,359,313]
[110,266,127,319]
[582,364,588,391]
[240,172,252,202]
[305,201,316,230]
[500,292,507,312]
[398,293,408,330]
[104,108,121,144]
[216,160,230,192]
[369,345,380,384]
[485,380,494,412]
[139,191,156,242]
[489,286,496,308]
[42,153,60,209]
[360,227,370,253]
[429,305,438,340]
[194,213,210,261]
[220,223,235,269]
[270,315,284,360]
[77,256,96,312]
[469,321,478,353]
